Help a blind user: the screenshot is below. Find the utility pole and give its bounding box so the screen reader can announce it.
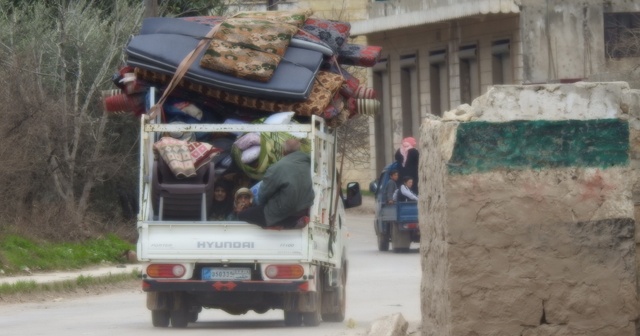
[144,0,158,18]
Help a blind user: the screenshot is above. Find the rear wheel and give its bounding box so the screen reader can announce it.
[284,310,302,326]
[302,276,322,327]
[391,223,411,252]
[151,310,170,328]
[170,308,190,328]
[322,262,347,322]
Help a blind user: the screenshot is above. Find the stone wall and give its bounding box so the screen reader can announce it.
[420,82,640,335]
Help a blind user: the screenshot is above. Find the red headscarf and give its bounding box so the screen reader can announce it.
[399,137,416,166]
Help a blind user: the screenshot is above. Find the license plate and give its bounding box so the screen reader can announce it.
[202,267,251,281]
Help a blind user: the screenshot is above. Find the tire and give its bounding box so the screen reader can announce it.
[188,311,198,323]
[377,233,390,251]
[151,310,170,328]
[322,262,347,322]
[391,223,411,252]
[170,309,190,328]
[302,275,322,327]
[284,310,302,326]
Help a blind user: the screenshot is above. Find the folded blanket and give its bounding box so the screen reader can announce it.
[232,9,313,27]
[338,44,383,67]
[200,18,299,82]
[303,18,351,52]
[153,137,220,178]
[181,16,335,56]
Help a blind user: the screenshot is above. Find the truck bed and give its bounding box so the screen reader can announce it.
[378,202,418,223]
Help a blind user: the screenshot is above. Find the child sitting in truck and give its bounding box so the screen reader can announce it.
[395,176,418,202]
[226,188,254,220]
[383,169,399,204]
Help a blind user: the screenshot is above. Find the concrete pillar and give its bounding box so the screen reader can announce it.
[420,82,640,335]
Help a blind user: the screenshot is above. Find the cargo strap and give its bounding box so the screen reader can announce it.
[146,24,220,120]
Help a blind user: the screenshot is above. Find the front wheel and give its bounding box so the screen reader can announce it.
[377,233,390,251]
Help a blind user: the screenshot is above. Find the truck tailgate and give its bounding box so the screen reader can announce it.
[137,222,308,261]
[379,203,418,223]
[397,202,418,223]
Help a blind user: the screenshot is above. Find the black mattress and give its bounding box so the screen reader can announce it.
[126,18,324,101]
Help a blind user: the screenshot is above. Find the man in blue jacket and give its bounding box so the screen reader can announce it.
[239,138,314,228]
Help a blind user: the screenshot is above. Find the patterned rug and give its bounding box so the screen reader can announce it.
[153,137,220,178]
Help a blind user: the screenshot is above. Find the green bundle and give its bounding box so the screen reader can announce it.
[232,132,311,180]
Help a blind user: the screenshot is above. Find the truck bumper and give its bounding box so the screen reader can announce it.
[142,279,310,293]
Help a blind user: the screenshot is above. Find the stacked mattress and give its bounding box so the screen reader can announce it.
[126,17,324,101]
[108,10,383,125]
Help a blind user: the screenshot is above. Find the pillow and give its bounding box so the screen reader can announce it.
[337,44,383,67]
[263,111,295,125]
[241,145,261,164]
[234,132,261,151]
[303,18,351,52]
[200,18,299,82]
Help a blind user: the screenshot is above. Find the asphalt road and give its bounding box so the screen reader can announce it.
[0,211,422,336]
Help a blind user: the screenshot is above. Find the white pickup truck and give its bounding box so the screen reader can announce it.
[136,90,362,328]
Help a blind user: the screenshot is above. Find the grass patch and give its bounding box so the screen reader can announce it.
[0,270,139,296]
[0,234,134,275]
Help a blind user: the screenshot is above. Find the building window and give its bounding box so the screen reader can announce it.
[459,44,478,105]
[400,54,420,139]
[373,59,392,172]
[604,12,640,58]
[492,39,512,84]
[429,49,448,117]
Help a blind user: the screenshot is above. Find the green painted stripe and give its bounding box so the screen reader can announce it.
[448,119,629,175]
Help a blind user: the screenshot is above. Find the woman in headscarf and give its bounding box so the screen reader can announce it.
[394,137,419,194]
[208,179,234,220]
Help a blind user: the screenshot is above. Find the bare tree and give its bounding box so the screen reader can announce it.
[0,0,144,238]
[604,13,640,59]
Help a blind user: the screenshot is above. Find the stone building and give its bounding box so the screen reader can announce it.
[350,0,640,176]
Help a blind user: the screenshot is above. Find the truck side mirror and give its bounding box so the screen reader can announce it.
[369,180,377,194]
[343,182,362,209]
